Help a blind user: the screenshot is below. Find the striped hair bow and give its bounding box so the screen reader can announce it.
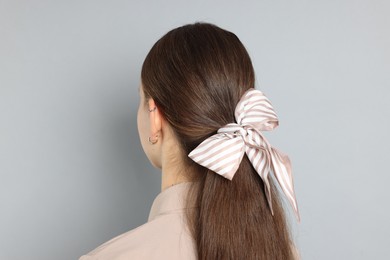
[188,88,300,221]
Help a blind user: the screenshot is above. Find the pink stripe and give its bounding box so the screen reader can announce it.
[196,138,242,166]
[189,137,227,158]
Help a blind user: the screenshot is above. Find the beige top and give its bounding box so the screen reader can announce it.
[79,181,300,260]
[79,182,198,260]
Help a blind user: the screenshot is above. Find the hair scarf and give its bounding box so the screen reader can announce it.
[188,88,300,221]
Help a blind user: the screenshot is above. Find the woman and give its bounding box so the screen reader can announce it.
[80,22,300,260]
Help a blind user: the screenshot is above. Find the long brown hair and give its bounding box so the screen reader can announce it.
[141,22,295,260]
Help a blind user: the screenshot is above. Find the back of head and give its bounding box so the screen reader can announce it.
[141,23,254,149]
[141,22,296,260]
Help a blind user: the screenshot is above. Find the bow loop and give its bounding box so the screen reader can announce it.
[188,129,246,180]
[235,89,279,131]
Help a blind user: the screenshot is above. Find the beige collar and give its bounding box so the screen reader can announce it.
[148,181,198,222]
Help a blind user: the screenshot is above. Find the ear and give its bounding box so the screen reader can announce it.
[148,98,162,136]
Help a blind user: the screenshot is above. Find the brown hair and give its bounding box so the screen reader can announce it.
[141,22,296,260]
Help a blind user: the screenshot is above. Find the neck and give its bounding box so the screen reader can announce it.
[159,126,193,192]
[161,162,190,192]
[160,145,192,191]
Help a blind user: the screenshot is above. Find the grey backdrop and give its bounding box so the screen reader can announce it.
[1,0,389,259]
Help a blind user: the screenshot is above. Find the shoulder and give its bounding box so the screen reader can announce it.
[79,213,196,260]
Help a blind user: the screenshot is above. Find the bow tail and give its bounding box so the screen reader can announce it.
[269,147,301,222]
[246,147,274,215]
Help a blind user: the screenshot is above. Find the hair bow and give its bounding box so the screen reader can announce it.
[188,88,300,221]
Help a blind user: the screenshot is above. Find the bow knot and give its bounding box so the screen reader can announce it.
[188,88,300,221]
[217,123,246,137]
[218,123,272,151]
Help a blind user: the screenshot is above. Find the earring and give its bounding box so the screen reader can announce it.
[148,134,159,144]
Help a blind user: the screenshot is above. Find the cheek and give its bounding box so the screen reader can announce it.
[137,107,144,138]
[137,105,148,148]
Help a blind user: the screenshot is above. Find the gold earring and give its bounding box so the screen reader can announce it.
[148,134,159,144]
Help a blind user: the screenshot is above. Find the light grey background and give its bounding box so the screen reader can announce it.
[1,0,389,259]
